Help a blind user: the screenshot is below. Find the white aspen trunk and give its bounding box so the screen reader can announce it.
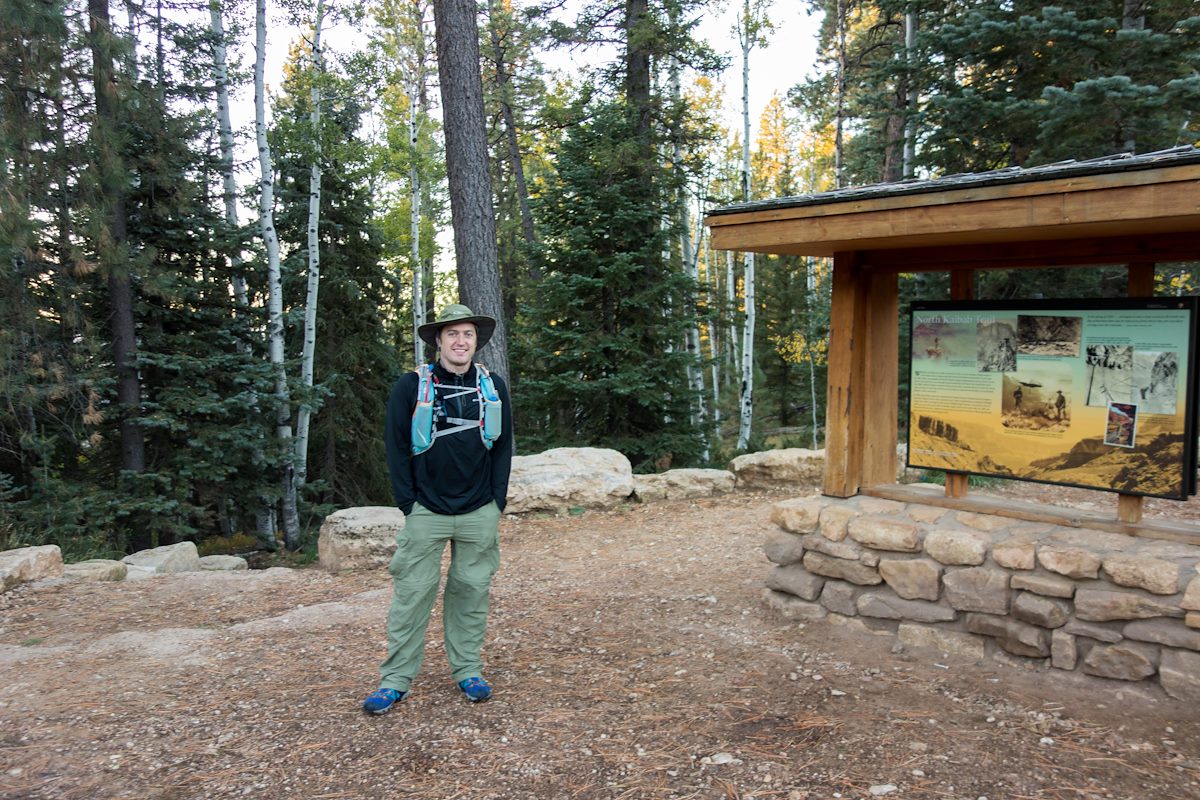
[834,0,847,188]
[707,313,721,432]
[125,1,140,79]
[903,11,916,178]
[294,0,325,495]
[409,81,424,367]
[806,260,821,449]
[683,202,708,458]
[809,347,819,448]
[725,248,738,382]
[255,0,299,547]
[209,0,247,306]
[736,0,755,451]
[703,232,721,434]
[737,252,756,450]
[413,1,434,347]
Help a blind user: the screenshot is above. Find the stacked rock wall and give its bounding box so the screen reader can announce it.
[765,495,1200,700]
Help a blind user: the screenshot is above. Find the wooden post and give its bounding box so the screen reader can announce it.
[1119,262,1154,523]
[945,473,968,498]
[950,268,975,300]
[1127,261,1154,298]
[823,251,867,497]
[1117,494,1144,524]
[861,268,899,486]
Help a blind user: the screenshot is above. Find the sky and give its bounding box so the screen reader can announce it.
[232,1,824,148]
[683,2,823,135]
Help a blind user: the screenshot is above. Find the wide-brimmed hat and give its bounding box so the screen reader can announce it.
[417,303,497,349]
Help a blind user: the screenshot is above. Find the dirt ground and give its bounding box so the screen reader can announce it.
[2,485,1199,800]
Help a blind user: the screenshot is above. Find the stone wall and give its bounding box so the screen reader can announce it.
[765,494,1200,700]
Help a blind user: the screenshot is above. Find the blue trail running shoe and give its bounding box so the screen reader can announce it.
[362,687,407,715]
[458,677,492,702]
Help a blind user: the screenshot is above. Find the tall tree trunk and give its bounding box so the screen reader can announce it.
[209,0,247,305]
[433,0,509,381]
[725,249,738,382]
[703,234,721,438]
[294,0,326,493]
[683,211,708,459]
[409,79,424,367]
[834,0,847,188]
[154,0,164,90]
[1121,0,1146,152]
[418,10,437,365]
[255,0,300,547]
[903,10,917,178]
[55,92,79,347]
[806,257,822,449]
[736,0,755,451]
[124,0,139,78]
[624,0,652,144]
[89,0,146,481]
[736,253,756,450]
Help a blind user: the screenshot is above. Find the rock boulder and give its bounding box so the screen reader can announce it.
[63,559,128,582]
[506,447,634,513]
[729,448,824,490]
[200,555,249,571]
[122,542,201,575]
[0,545,64,593]
[633,468,735,502]
[317,506,404,572]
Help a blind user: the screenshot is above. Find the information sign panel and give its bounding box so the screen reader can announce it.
[906,298,1199,499]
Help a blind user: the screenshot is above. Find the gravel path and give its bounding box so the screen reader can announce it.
[1,488,1198,799]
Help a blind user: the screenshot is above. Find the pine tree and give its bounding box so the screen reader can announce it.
[0,0,97,549]
[518,100,703,467]
[112,7,287,548]
[918,2,1200,171]
[2,0,287,552]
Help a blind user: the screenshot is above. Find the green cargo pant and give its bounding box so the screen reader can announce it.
[378,500,501,692]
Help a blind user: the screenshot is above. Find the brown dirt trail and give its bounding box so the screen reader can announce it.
[1,488,1198,799]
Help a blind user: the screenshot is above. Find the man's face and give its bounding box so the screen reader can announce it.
[437,322,478,372]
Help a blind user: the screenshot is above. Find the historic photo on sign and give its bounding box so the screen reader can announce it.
[1084,344,1134,407]
[1017,314,1083,357]
[976,318,1018,372]
[1133,351,1179,415]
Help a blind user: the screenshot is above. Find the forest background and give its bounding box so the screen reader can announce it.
[2,0,1198,559]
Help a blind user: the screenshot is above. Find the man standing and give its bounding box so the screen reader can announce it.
[363,304,513,714]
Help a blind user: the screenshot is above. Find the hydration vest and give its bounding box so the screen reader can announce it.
[410,363,502,456]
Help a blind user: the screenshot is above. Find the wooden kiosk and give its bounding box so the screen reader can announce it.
[705,147,1200,543]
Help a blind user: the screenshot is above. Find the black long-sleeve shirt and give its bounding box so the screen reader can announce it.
[385,362,513,516]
